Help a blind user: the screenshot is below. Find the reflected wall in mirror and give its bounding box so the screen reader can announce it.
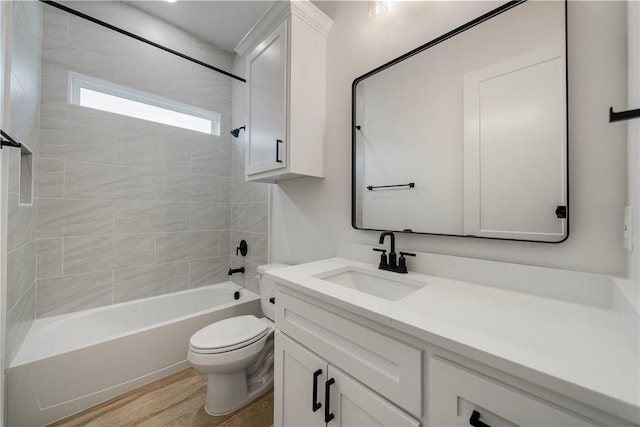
[352,1,568,243]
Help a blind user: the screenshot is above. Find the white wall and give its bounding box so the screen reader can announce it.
[271,1,629,276]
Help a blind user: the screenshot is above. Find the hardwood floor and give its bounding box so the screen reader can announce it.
[48,368,274,427]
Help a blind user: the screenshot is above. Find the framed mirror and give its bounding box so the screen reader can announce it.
[352,1,568,243]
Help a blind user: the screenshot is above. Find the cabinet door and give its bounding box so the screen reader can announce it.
[327,366,420,427]
[274,332,326,427]
[246,19,287,176]
[430,357,598,427]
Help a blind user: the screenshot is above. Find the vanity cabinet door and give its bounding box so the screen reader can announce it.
[429,357,599,427]
[326,365,420,427]
[274,331,326,427]
[246,20,287,177]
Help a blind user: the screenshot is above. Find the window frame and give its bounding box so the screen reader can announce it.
[68,71,221,135]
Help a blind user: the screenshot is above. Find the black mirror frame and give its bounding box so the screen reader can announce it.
[351,0,569,244]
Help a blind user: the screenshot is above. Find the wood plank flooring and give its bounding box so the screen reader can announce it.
[48,368,274,427]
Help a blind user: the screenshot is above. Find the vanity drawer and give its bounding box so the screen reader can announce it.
[429,357,599,427]
[275,290,422,417]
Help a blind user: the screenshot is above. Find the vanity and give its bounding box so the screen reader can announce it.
[267,253,639,427]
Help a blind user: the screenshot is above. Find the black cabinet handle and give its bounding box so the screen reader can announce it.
[324,378,335,423]
[269,297,275,304]
[470,410,491,427]
[276,139,283,163]
[312,369,322,412]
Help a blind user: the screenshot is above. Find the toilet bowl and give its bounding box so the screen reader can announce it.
[187,264,288,416]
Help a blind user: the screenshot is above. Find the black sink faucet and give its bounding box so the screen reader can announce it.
[374,231,415,274]
[379,231,397,268]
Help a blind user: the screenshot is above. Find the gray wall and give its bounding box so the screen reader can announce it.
[6,0,42,367]
[271,1,630,277]
[628,2,639,281]
[35,1,258,318]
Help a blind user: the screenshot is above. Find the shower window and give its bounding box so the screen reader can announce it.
[68,72,221,135]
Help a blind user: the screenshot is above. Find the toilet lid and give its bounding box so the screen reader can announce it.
[190,315,268,351]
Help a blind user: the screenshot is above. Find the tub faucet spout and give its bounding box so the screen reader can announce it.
[228,267,245,275]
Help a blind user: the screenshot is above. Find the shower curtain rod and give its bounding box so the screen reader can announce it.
[39,0,246,83]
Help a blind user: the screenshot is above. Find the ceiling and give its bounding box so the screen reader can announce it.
[128,1,276,52]
[128,1,338,53]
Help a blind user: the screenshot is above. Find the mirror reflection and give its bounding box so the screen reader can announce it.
[352,1,567,242]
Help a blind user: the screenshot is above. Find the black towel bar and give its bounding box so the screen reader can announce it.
[367,182,415,191]
[0,129,22,149]
[609,107,640,123]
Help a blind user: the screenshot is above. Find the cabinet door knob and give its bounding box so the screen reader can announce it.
[324,378,335,423]
[276,139,283,163]
[312,369,322,412]
[469,410,491,427]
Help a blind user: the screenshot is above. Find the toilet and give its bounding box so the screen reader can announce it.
[187,264,288,416]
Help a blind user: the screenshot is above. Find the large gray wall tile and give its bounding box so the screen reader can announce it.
[8,193,34,252]
[40,117,116,164]
[7,242,37,311]
[190,203,230,231]
[43,8,68,43]
[192,142,231,176]
[65,161,155,200]
[41,38,117,82]
[37,238,63,279]
[236,202,268,234]
[114,262,188,303]
[68,19,120,59]
[38,199,114,237]
[6,287,35,364]
[189,174,221,203]
[38,157,64,198]
[156,231,219,263]
[63,236,112,274]
[114,200,189,233]
[112,234,155,268]
[190,257,228,288]
[36,271,113,318]
[40,77,67,120]
[63,234,155,275]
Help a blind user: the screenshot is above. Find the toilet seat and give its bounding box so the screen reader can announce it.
[189,315,270,354]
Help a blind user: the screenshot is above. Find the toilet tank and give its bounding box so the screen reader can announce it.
[257,264,290,320]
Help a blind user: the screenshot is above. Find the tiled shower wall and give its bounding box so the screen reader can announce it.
[35,1,259,318]
[5,0,42,366]
[229,56,270,295]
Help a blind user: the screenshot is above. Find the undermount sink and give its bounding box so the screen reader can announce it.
[314,266,426,301]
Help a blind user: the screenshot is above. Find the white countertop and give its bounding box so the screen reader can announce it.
[267,257,640,423]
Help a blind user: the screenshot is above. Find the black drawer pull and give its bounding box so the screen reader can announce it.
[312,369,322,412]
[470,410,491,427]
[269,297,275,304]
[324,378,335,423]
[276,139,283,163]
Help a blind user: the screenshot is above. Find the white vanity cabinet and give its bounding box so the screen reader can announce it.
[236,1,332,183]
[274,290,422,427]
[272,281,637,427]
[275,332,420,427]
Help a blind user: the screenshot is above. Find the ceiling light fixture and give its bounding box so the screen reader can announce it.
[369,1,388,19]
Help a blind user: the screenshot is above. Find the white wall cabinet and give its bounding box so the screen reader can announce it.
[236,0,332,183]
[275,331,420,427]
[245,21,287,177]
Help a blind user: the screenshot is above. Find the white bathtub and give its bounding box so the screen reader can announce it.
[8,282,261,427]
